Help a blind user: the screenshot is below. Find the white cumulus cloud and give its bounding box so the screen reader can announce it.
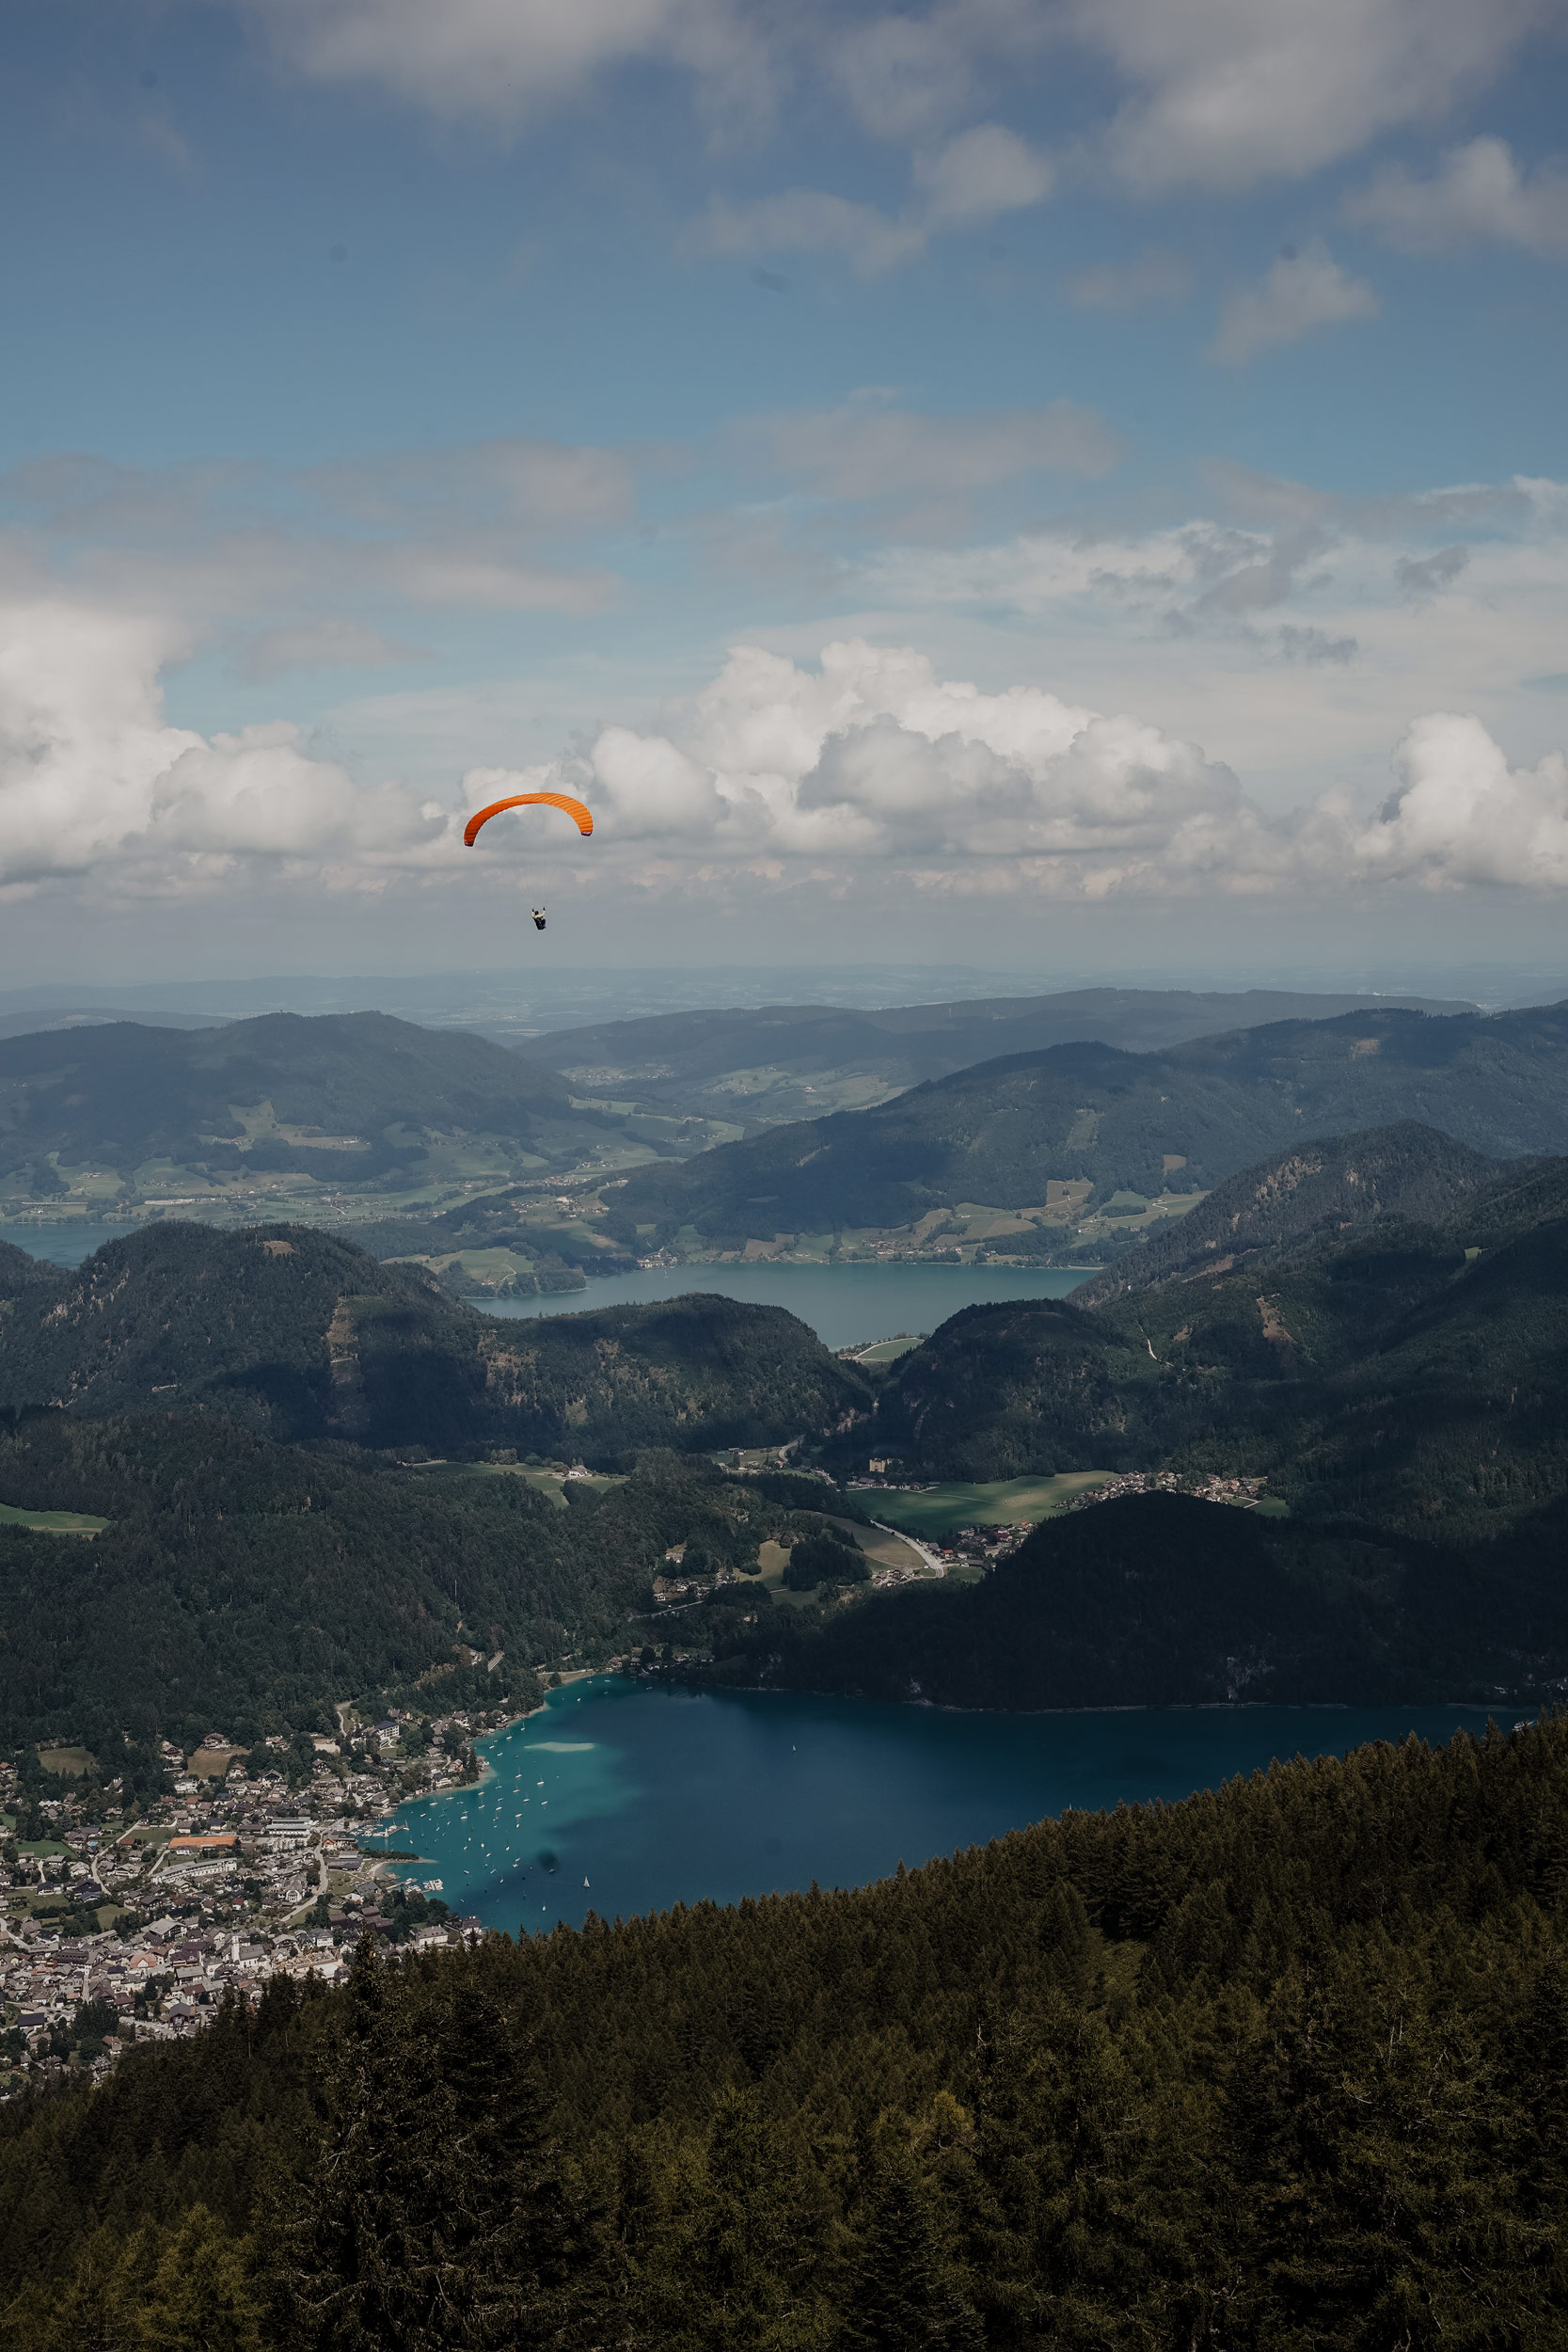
[0,597,452,898]
[1346,136,1568,257]
[1075,0,1547,193]
[1352,711,1568,886]
[1210,242,1380,364]
[485,637,1568,899]
[10,596,1568,912]
[240,0,747,123]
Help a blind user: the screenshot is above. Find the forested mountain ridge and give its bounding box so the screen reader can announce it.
[707,1487,1568,1709]
[1073,1120,1498,1305]
[3,1715,1566,2346]
[861,1152,1568,1544]
[604,999,1568,1248]
[0,1009,700,1203]
[478,1291,870,1467]
[0,1420,861,1750]
[0,1222,867,1461]
[532,981,1469,1125]
[0,1222,483,1446]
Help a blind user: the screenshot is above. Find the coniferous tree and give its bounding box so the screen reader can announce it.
[268,1941,464,2351]
[840,2139,980,2352]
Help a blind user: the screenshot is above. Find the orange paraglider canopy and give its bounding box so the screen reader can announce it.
[464,791,594,849]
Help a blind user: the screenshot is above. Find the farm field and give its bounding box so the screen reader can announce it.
[871,1473,1112,1540]
[755,1518,929,1608]
[0,1503,109,1535]
[849,1333,926,1363]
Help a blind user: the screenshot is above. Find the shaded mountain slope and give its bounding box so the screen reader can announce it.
[0,1009,642,1197]
[707,1487,1568,1709]
[477,1292,870,1468]
[1074,1120,1498,1306]
[863,1149,1568,1544]
[6,1714,1568,2346]
[0,1419,838,1749]
[606,999,1568,1248]
[0,1221,486,1447]
[0,1223,867,1462]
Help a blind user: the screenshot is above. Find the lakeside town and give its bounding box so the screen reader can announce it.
[1,1456,1274,2093]
[0,1706,514,2092]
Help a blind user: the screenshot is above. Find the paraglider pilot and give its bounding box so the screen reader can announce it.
[531,908,546,931]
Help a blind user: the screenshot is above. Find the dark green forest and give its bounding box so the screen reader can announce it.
[4,1715,1567,2347]
[0,1222,866,1461]
[604,999,1568,1244]
[862,1152,1568,1533]
[1073,1120,1497,1306]
[0,1009,657,1195]
[0,1418,867,1749]
[479,1290,869,1469]
[707,1489,1568,1709]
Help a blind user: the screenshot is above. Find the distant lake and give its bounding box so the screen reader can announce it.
[478,1263,1090,1350]
[0,1227,1087,1346]
[375,1678,1517,1937]
[0,1219,136,1267]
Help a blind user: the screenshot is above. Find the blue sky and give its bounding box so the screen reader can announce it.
[3,0,1568,984]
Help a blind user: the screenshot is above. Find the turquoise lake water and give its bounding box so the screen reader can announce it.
[476,1262,1089,1349]
[372,1678,1517,1937]
[1,1227,1087,1346]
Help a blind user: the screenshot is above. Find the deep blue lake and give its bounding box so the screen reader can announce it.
[373,1677,1517,1937]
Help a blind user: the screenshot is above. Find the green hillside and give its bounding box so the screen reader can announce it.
[1074,1120,1498,1306]
[849,1143,1568,1544]
[706,1487,1568,1709]
[0,1221,488,1447]
[0,1222,866,1464]
[0,1009,722,1215]
[4,1716,1566,2345]
[604,999,1568,1251]
[536,981,1469,1125]
[0,1420,860,1749]
[479,1292,870,1468]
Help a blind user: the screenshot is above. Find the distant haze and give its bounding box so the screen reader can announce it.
[2,960,1565,1044]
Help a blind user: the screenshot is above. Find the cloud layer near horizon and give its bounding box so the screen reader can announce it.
[9,598,1564,909]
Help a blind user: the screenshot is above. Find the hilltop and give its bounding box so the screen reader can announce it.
[0,1009,725,1217]
[603,999,1568,1256]
[847,1137,1568,1542]
[1073,1120,1499,1305]
[536,981,1470,1126]
[0,1221,866,1463]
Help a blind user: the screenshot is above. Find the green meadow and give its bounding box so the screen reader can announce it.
[871,1472,1111,1540]
[0,1503,109,1535]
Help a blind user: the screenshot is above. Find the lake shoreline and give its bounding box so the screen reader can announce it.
[657,1667,1529,1724]
[371,1683,1515,1938]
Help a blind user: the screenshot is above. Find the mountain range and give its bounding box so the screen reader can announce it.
[534,982,1471,1125]
[0,1010,724,1212]
[604,999,1568,1252]
[856,1123,1568,1531]
[0,1223,865,1463]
